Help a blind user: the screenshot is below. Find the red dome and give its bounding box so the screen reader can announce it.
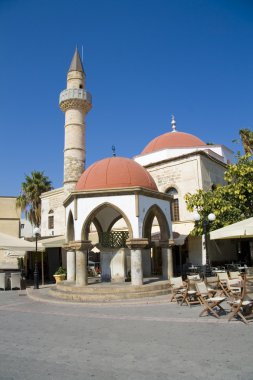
[76,157,158,191]
[142,131,206,154]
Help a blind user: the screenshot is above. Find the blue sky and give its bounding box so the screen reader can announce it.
[0,0,252,195]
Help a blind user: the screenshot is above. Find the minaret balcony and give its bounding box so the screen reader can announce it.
[59,89,92,112]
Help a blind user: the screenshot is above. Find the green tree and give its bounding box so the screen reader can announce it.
[239,129,253,155]
[16,171,53,227]
[224,154,253,216]
[185,154,253,235]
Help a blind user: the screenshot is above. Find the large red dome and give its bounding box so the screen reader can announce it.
[142,131,206,154]
[76,157,158,191]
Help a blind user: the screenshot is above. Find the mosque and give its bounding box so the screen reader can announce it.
[39,48,237,289]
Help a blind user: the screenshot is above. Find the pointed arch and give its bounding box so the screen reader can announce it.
[142,204,170,241]
[82,217,103,242]
[107,215,126,233]
[81,202,133,241]
[66,210,75,242]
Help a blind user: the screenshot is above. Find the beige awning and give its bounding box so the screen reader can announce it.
[40,234,99,248]
[210,217,253,240]
[41,235,65,248]
[0,232,44,251]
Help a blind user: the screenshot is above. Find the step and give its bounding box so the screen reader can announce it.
[48,286,170,302]
[55,280,170,294]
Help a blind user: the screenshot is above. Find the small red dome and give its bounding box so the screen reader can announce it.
[142,131,206,154]
[76,157,158,191]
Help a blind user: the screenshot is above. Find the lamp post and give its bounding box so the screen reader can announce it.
[193,211,216,276]
[33,227,40,289]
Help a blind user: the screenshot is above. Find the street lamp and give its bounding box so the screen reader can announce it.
[192,211,216,276]
[33,227,40,289]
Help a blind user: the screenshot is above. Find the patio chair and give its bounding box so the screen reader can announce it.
[0,273,7,290]
[246,267,253,280]
[217,272,241,297]
[205,276,219,295]
[181,276,201,306]
[195,281,226,319]
[227,277,253,324]
[10,272,21,290]
[229,271,242,280]
[187,274,201,281]
[170,277,187,303]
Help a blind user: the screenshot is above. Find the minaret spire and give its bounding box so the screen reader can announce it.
[59,48,92,193]
[68,47,85,74]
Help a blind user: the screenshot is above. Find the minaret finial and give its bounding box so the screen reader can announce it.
[68,48,85,73]
[171,115,176,132]
[112,145,116,157]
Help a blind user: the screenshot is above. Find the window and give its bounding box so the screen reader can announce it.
[21,224,24,229]
[48,210,54,229]
[166,187,180,222]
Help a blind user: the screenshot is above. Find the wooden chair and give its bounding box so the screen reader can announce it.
[229,271,242,280]
[205,276,219,295]
[180,275,201,307]
[227,277,253,324]
[170,277,187,303]
[181,278,201,306]
[217,272,241,297]
[187,274,201,281]
[195,281,226,318]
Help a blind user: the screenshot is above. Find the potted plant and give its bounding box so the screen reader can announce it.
[53,266,67,283]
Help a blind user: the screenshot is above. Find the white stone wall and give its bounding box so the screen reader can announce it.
[134,144,233,167]
[200,155,226,190]
[146,155,201,221]
[136,153,227,265]
[66,193,172,241]
[142,154,226,222]
[41,188,65,237]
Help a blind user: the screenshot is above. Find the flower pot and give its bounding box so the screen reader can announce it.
[53,274,66,283]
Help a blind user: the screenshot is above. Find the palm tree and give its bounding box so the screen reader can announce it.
[16,171,53,227]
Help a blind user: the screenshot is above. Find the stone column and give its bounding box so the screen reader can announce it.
[68,240,92,286]
[67,250,76,281]
[160,240,175,280]
[126,239,148,286]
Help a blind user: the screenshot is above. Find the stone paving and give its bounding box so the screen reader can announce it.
[0,287,253,380]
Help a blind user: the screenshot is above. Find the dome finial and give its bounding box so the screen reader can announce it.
[171,115,176,132]
[112,145,116,157]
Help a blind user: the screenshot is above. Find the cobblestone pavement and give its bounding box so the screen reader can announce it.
[0,288,253,380]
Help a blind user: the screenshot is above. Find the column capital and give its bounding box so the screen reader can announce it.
[126,238,149,250]
[62,243,75,251]
[159,239,175,248]
[68,240,92,251]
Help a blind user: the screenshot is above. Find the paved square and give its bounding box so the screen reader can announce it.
[0,289,253,380]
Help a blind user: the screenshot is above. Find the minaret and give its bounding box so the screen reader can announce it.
[59,48,92,193]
